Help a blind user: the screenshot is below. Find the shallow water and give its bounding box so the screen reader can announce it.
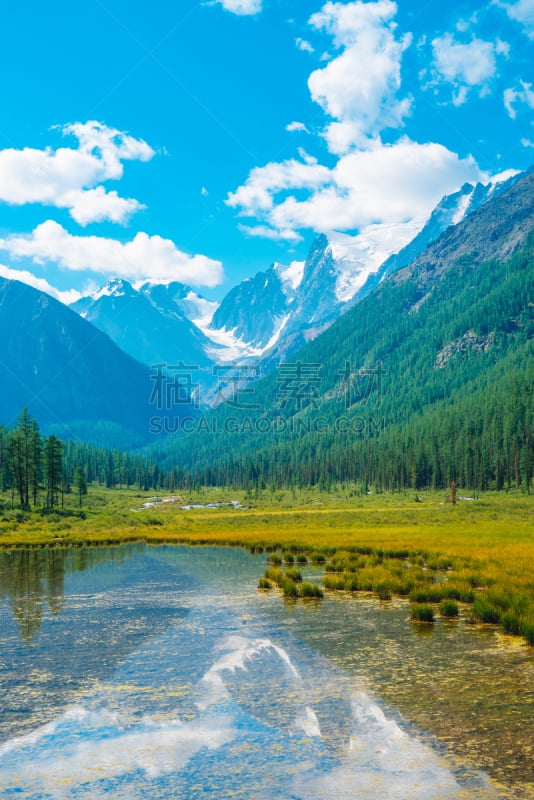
[0,545,532,798]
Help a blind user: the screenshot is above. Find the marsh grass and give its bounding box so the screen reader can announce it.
[411,604,435,623]
[279,577,299,598]
[317,522,534,645]
[409,586,444,603]
[285,568,302,582]
[375,581,392,601]
[264,567,284,584]
[323,574,349,591]
[440,599,459,617]
[299,581,324,599]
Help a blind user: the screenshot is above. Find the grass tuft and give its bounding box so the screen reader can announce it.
[285,568,302,582]
[280,577,299,598]
[440,599,459,617]
[410,603,435,623]
[375,581,392,601]
[299,582,324,599]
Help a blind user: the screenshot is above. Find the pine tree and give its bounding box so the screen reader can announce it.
[30,419,42,507]
[9,409,37,509]
[73,467,87,508]
[44,436,63,508]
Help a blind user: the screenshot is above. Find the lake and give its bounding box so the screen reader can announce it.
[0,544,532,798]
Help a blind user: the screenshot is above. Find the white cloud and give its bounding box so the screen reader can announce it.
[499,0,534,38]
[229,139,483,239]
[308,0,412,152]
[495,39,511,55]
[212,0,262,15]
[286,121,310,133]
[504,80,534,117]
[296,37,315,53]
[61,121,154,175]
[0,221,223,287]
[0,121,154,225]
[66,187,144,225]
[430,34,503,105]
[456,19,471,33]
[0,264,82,304]
[228,157,331,213]
[237,223,303,242]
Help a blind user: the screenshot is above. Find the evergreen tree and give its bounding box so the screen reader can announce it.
[30,419,42,507]
[73,467,87,508]
[44,436,63,508]
[8,409,40,509]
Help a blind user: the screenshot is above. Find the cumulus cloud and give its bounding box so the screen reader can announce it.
[0,121,154,225]
[499,0,534,38]
[308,0,412,152]
[0,264,83,304]
[504,80,534,117]
[228,157,331,214]
[0,221,223,287]
[429,33,504,105]
[229,140,482,238]
[212,0,262,15]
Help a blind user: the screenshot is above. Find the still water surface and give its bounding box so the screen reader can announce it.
[0,544,532,799]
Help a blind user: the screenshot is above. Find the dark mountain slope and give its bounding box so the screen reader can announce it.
[0,278,154,444]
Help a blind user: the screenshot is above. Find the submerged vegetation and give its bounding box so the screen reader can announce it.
[263,565,323,598]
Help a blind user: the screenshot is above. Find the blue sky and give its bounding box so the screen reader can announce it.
[0,0,532,302]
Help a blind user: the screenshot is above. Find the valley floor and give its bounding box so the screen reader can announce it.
[1,485,534,796]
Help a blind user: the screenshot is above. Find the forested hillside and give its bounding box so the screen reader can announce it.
[151,174,534,493]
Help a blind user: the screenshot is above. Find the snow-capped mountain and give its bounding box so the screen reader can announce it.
[138,281,219,330]
[70,279,215,370]
[205,261,303,355]
[349,170,523,305]
[202,230,408,360]
[205,171,522,366]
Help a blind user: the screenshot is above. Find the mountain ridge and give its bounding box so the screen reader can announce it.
[0,278,155,446]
